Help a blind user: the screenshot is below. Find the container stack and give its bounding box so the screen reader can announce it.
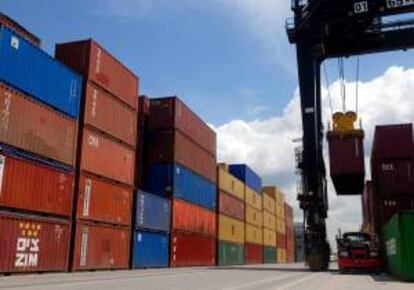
[361,181,375,237]
[262,187,278,264]
[229,165,263,264]
[0,23,82,274]
[294,222,305,263]
[275,189,287,263]
[55,40,139,271]
[285,204,295,263]
[144,97,217,267]
[217,164,246,265]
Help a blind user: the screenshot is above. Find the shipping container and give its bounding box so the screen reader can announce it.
[245,224,263,245]
[372,124,413,160]
[219,191,245,221]
[263,246,277,264]
[0,149,74,217]
[276,202,286,220]
[285,204,294,229]
[170,231,216,267]
[132,230,169,269]
[72,222,130,271]
[145,163,216,210]
[55,39,138,110]
[229,164,262,193]
[218,241,245,266]
[245,243,263,264]
[217,166,245,201]
[0,13,41,47]
[76,174,132,226]
[80,128,135,185]
[172,199,216,236]
[263,192,276,215]
[245,206,263,228]
[135,96,151,188]
[0,82,77,166]
[245,187,263,210]
[262,186,278,200]
[218,214,245,244]
[362,181,373,226]
[383,211,414,281]
[83,82,137,147]
[0,27,82,118]
[135,190,170,232]
[0,212,70,273]
[277,248,287,264]
[147,130,216,183]
[149,97,216,156]
[263,211,276,231]
[373,196,414,232]
[263,229,276,247]
[327,133,365,195]
[277,233,286,249]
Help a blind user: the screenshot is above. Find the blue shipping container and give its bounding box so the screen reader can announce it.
[135,190,171,233]
[145,163,216,210]
[229,164,262,193]
[0,26,82,119]
[132,231,169,269]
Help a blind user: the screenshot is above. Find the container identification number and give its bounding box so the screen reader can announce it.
[387,0,414,8]
[354,1,368,13]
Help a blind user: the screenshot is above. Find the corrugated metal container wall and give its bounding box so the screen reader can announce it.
[245,243,263,264]
[263,246,277,264]
[145,164,216,210]
[80,128,135,185]
[245,224,263,245]
[217,166,245,201]
[55,39,138,110]
[135,190,171,232]
[0,212,70,273]
[76,174,132,225]
[218,241,245,266]
[83,83,137,147]
[148,97,216,156]
[277,218,286,234]
[219,191,245,221]
[245,187,262,210]
[147,130,216,183]
[72,222,130,270]
[277,249,287,263]
[135,96,150,189]
[0,28,82,118]
[132,230,169,269]
[374,197,414,231]
[276,202,286,220]
[372,124,413,160]
[170,231,216,267]
[263,192,276,214]
[262,186,278,200]
[0,83,77,166]
[263,212,276,231]
[285,204,294,229]
[362,181,373,225]
[0,150,74,217]
[229,164,262,193]
[245,206,263,228]
[0,14,41,46]
[277,233,286,249]
[263,229,276,247]
[218,214,245,244]
[172,199,216,236]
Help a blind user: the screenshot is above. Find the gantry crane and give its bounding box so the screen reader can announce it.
[286,0,414,271]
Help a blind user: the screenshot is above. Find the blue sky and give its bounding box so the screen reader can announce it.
[2,0,414,126]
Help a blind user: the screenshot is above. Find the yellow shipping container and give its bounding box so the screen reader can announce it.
[262,192,276,214]
[245,205,263,227]
[246,224,263,245]
[277,248,287,263]
[217,165,245,201]
[245,186,262,210]
[218,214,245,244]
[276,188,285,205]
[276,202,286,219]
[263,229,276,247]
[276,217,286,234]
[263,211,276,231]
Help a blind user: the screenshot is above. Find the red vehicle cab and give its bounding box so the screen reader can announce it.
[336,232,382,274]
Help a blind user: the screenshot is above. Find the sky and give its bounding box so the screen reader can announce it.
[2,0,414,245]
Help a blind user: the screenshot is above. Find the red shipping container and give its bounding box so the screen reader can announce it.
[0,82,77,166]
[83,82,137,147]
[0,13,41,47]
[72,221,130,271]
[147,129,216,183]
[245,243,263,264]
[372,124,413,160]
[76,174,133,226]
[55,40,138,110]
[285,204,294,229]
[219,191,245,221]
[149,97,216,156]
[0,212,70,273]
[373,196,414,232]
[80,128,135,185]
[170,231,216,267]
[0,152,74,217]
[138,95,150,130]
[172,199,216,237]
[135,96,150,188]
[277,233,286,248]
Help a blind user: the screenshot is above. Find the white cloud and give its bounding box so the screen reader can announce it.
[214,66,414,246]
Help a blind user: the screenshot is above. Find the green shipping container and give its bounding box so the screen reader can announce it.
[383,211,414,281]
[218,241,245,265]
[263,246,277,264]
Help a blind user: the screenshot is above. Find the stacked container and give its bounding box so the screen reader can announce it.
[55,40,139,271]
[262,187,278,264]
[275,189,287,263]
[229,164,263,264]
[145,97,217,267]
[0,23,82,273]
[217,164,246,265]
[285,204,295,263]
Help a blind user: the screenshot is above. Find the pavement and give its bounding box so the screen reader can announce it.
[0,264,412,290]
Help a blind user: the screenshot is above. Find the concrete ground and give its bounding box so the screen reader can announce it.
[0,264,412,290]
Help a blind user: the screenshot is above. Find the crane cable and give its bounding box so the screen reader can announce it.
[338,57,346,112]
[355,56,360,116]
[323,62,334,117]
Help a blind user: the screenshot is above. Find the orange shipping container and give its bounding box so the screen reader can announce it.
[80,128,135,185]
[76,174,133,226]
[0,82,77,166]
